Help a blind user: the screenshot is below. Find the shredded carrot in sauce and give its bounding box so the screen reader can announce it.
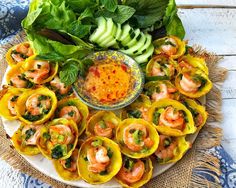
[84,60,132,104]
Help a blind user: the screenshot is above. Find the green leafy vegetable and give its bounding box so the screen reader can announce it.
[96,5,135,24]
[162,0,185,39]
[101,0,118,12]
[59,60,80,86]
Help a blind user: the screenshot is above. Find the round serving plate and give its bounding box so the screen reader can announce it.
[1,66,199,187]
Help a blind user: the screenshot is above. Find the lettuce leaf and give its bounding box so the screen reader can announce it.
[124,0,185,39]
[163,0,185,39]
[124,0,168,28]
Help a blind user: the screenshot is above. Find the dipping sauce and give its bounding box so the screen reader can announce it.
[84,60,132,104]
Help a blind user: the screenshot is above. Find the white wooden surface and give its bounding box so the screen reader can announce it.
[177,0,236,7]
[178,1,236,161]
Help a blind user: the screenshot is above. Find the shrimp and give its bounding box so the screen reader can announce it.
[11,54,25,63]
[151,84,169,101]
[159,106,185,130]
[49,124,74,145]
[179,60,193,70]
[10,74,27,88]
[195,114,203,127]
[87,146,110,173]
[8,95,18,115]
[123,124,153,152]
[50,76,71,95]
[60,149,78,172]
[25,94,51,116]
[166,64,175,77]
[161,38,178,56]
[22,125,41,145]
[25,60,50,84]
[180,73,201,92]
[11,43,34,62]
[117,159,145,184]
[151,62,165,76]
[151,84,177,102]
[155,135,177,160]
[139,107,149,121]
[94,121,115,138]
[59,106,81,123]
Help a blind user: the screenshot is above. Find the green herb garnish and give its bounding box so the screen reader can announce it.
[68,111,75,117]
[43,132,51,140]
[91,139,103,147]
[107,147,113,158]
[99,170,108,175]
[25,128,36,141]
[124,157,135,171]
[127,109,142,118]
[65,158,72,168]
[51,145,67,159]
[132,130,143,145]
[153,110,161,125]
[98,120,107,129]
[10,95,18,102]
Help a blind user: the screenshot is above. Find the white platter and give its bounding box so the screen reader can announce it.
[2,66,198,187]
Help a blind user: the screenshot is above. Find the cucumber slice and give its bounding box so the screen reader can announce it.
[120,33,146,56]
[125,29,141,47]
[119,24,132,43]
[96,18,115,44]
[134,44,154,64]
[89,17,106,43]
[136,34,152,55]
[114,23,122,41]
[121,29,135,46]
[99,22,117,47]
[112,23,122,48]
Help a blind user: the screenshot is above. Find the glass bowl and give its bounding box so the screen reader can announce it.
[73,50,144,110]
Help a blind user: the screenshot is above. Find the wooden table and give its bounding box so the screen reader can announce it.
[177,0,236,160]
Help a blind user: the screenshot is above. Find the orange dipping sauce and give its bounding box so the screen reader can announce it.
[84,60,132,104]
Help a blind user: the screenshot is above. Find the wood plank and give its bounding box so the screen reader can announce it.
[221,99,236,160]
[221,99,236,139]
[221,70,236,99]
[178,8,236,55]
[176,0,236,7]
[218,56,236,70]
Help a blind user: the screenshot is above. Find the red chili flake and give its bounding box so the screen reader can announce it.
[89,66,100,77]
[121,64,127,72]
[108,75,110,79]
[100,99,107,102]
[107,94,110,98]
[92,86,96,91]
[113,70,116,74]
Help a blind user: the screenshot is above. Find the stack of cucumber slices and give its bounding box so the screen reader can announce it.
[89,17,154,64]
